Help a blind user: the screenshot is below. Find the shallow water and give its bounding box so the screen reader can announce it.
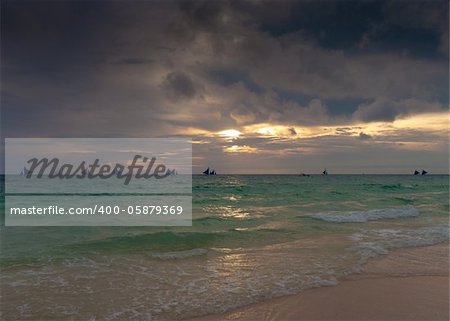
[1,175,449,320]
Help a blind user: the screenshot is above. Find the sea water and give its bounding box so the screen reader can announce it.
[0,175,449,320]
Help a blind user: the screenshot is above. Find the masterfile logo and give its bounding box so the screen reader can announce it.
[4,138,192,226]
[24,155,171,185]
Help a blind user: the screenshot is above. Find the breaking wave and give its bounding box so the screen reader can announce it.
[311,205,419,223]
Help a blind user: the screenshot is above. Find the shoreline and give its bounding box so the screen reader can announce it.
[187,243,449,321]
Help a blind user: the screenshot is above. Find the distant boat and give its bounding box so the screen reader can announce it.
[414,170,420,175]
[421,170,428,175]
[20,167,29,176]
[166,169,177,176]
[203,167,217,176]
[300,173,310,177]
[322,169,328,175]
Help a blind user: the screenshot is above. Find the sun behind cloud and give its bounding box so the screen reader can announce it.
[218,129,242,140]
[224,145,258,153]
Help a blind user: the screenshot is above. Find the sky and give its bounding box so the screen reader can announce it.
[1,0,449,174]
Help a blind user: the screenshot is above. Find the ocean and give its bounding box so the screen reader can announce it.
[1,174,449,321]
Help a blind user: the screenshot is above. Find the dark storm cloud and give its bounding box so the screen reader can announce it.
[381,0,449,56]
[208,68,264,93]
[1,0,448,172]
[161,71,204,101]
[2,0,448,134]
[112,58,154,65]
[353,98,444,123]
[354,100,399,122]
[178,0,224,31]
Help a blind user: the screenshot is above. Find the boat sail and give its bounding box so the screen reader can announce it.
[322,169,328,175]
[421,170,428,175]
[20,167,29,176]
[203,167,217,176]
[166,169,177,176]
[414,170,420,175]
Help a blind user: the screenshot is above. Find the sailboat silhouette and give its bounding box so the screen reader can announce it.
[203,167,217,176]
[166,169,177,176]
[20,167,29,176]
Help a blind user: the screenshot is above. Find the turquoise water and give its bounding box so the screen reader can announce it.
[1,175,449,320]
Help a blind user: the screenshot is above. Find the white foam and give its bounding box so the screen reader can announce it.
[349,233,364,241]
[307,276,338,288]
[151,248,207,260]
[350,225,450,273]
[355,242,389,264]
[370,225,450,248]
[312,205,419,223]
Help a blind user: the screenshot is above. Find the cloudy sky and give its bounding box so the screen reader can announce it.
[2,0,449,174]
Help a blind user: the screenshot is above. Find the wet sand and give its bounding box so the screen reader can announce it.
[188,244,449,321]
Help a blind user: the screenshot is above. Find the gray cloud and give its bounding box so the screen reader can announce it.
[359,132,372,140]
[353,100,399,122]
[2,0,448,173]
[353,98,443,123]
[179,1,225,31]
[113,58,154,65]
[161,71,204,101]
[3,0,448,135]
[383,0,449,56]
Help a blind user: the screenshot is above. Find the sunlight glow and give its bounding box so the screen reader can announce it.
[185,112,448,155]
[244,124,301,138]
[224,145,258,153]
[218,129,242,140]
